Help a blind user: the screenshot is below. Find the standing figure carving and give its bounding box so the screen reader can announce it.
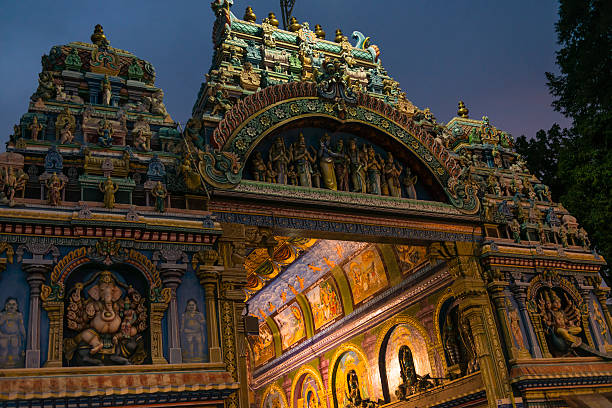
[151,181,167,212]
[334,140,350,191]
[396,345,433,399]
[63,271,147,366]
[46,173,65,206]
[318,133,342,190]
[347,139,366,193]
[101,75,112,106]
[0,298,25,368]
[365,146,382,195]
[97,119,114,148]
[180,299,207,363]
[344,369,377,408]
[269,137,291,184]
[99,176,119,209]
[384,153,402,197]
[28,116,45,141]
[402,168,417,199]
[291,133,316,187]
[251,151,267,182]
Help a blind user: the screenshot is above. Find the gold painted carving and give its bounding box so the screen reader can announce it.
[290,364,328,408]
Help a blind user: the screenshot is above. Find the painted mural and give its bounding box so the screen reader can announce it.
[274,303,306,350]
[251,322,275,367]
[0,297,26,368]
[262,385,288,408]
[333,350,372,408]
[343,247,387,305]
[305,277,342,330]
[300,375,323,408]
[395,245,427,273]
[249,240,366,321]
[384,324,432,402]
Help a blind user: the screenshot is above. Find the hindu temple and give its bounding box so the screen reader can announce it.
[0,2,610,408]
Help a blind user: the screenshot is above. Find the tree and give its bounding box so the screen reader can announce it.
[545,0,612,278]
[514,124,569,202]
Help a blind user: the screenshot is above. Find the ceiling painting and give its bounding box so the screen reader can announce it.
[248,240,366,321]
[273,302,306,350]
[342,247,388,306]
[305,276,343,331]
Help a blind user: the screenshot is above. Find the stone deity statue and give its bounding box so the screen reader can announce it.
[383,152,402,197]
[537,289,583,354]
[97,120,114,148]
[0,298,26,368]
[334,140,350,191]
[251,151,267,182]
[28,116,44,141]
[291,133,316,187]
[101,75,112,106]
[59,122,74,144]
[269,137,291,184]
[365,146,382,195]
[402,168,417,199]
[180,299,207,363]
[318,133,343,190]
[46,173,65,206]
[151,181,167,212]
[63,271,147,366]
[99,176,119,209]
[347,139,366,193]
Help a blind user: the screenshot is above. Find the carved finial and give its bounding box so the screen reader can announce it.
[458,101,469,118]
[244,6,256,22]
[288,17,301,32]
[91,24,109,47]
[267,12,279,27]
[314,24,326,39]
[335,29,344,43]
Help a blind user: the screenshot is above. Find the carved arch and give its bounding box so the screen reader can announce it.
[327,342,373,408]
[289,364,327,408]
[200,82,478,213]
[374,315,437,402]
[261,382,289,408]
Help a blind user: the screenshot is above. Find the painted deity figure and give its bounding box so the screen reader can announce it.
[28,116,44,141]
[99,176,119,209]
[2,167,29,207]
[347,139,366,193]
[269,137,291,184]
[291,133,316,187]
[46,173,65,206]
[344,369,377,408]
[538,289,583,354]
[396,345,433,399]
[508,307,527,351]
[63,271,147,366]
[0,298,25,368]
[151,181,167,212]
[402,167,417,199]
[384,152,402,197]
[180,299,207,363]
[318,133,343,190]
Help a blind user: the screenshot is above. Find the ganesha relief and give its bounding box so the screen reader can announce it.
[63,270,147,366]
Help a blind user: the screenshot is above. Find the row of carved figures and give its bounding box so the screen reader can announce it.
[251,134,418,198]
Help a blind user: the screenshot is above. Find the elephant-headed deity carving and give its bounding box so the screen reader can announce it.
[63,270,147,366]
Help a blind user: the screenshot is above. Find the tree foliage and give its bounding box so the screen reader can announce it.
[518,0,611,278]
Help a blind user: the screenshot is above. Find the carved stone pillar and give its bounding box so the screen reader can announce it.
[197,268,222,363]
[594,286,612,351]
[42,300,63,367]
[488,278,530,360]
[430,241,513,408]
[17,243,58,369]
[23,264,50,368]
[510,283,543,358]
[159,265,186,364]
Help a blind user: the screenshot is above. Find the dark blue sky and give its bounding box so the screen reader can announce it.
[0,0,569,144]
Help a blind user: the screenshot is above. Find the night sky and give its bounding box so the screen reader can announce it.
[0,0,570,144]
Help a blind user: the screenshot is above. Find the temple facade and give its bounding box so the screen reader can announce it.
[0,2,610,408]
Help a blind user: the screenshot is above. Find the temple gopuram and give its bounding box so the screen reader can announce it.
[0,2,610,408]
